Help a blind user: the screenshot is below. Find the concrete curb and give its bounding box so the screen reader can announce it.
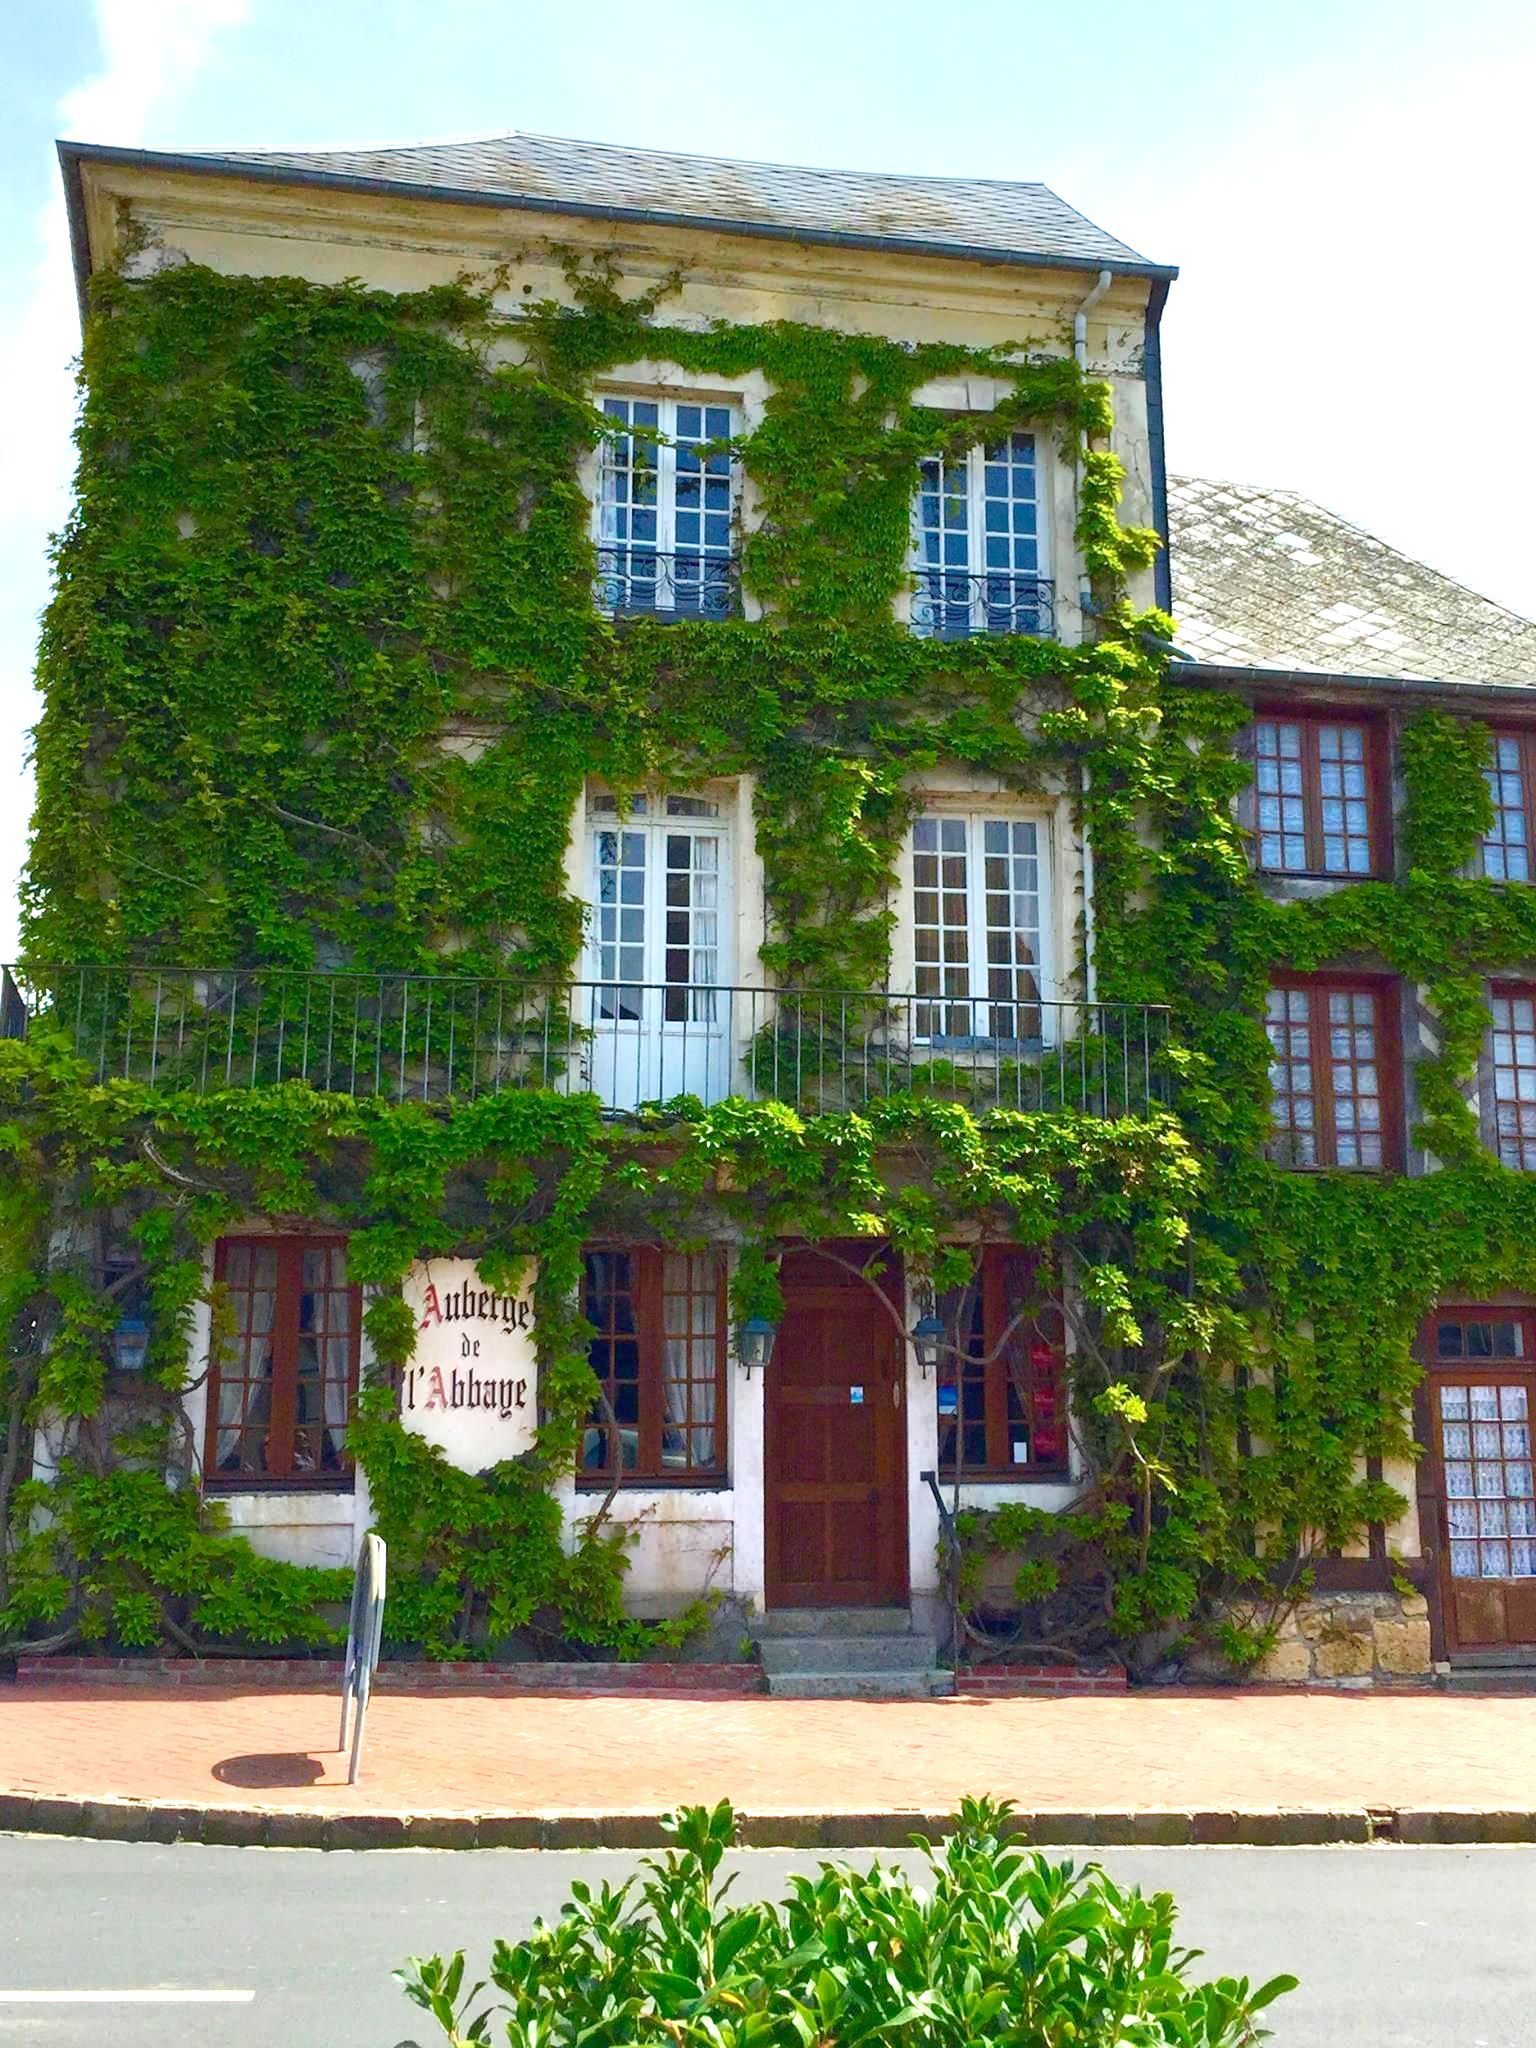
[5,1792,1536,1849]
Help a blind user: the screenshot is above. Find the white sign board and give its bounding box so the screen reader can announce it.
[399,1259,537,1470]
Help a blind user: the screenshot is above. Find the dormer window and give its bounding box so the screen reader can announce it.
[910,433,1052,640]
[596,397,740,618]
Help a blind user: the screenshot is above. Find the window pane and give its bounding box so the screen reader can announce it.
[936,1279,987,1473]
[581,1250,637,1475]
[1265,986,1316,1165]
[292,1243,352,1476]
[1325,988,1384,1168]
[214,1243,280,1476]
[1484,737,1530,880]
[659,1251,722,1472]
[913,815,973,1039]
[1490,993,1536,1169]
[1253,723,1308,871]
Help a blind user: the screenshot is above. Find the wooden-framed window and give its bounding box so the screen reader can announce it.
[1424,1309,1536,1590]
[1483,733,1536,881]
[1265,975,1401,1170]
[579,1247,727,1484]
[910,433,1050,639]
[595,396,739,617]
[1489,985,1536,1169]
[208,1238,359,1488]
[1252,712,1384,877]
[936,1246,1068,1478]
[912,812,1052,1042]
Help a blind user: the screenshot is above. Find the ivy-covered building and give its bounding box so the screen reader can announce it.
[4,129,1535,1686]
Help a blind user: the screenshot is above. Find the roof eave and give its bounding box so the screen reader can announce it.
[56,138,1179,320]
[1171,658,1536,709]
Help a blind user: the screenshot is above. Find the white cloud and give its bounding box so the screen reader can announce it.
[60,0,250,138]
[0,0,250,958]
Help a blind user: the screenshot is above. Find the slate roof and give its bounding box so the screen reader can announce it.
[1167,475,1536,690]
[71,129,1170,275]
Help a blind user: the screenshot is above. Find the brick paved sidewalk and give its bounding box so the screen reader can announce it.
[3,1681,1534,1840]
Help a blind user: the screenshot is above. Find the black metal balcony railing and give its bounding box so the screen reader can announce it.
[595,547,742,620]
[910,568,1055,641]
[2,967,1168,1120]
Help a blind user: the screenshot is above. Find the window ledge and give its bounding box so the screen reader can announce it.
[938,1470,1071,1484]
[206,1484,357,1513]
[576,1479,731,1496]
[205,1490,356,1507]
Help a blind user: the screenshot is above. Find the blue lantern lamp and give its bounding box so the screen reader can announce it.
[737,1315,778,1376]
[910,1310,946,1378]
[111,1316,150,1373]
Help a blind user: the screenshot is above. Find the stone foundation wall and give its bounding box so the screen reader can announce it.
[1254,1590,1432,1685]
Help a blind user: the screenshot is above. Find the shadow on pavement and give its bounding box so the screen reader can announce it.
[212,1751,328,1788]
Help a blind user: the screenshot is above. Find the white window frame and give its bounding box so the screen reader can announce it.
[582,794,733,1020]
[593,394,741,617]
[909,810,1056,1044]
[909,433,1049,639]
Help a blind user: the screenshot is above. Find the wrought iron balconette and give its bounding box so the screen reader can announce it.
[910,568,1055,641]
[595,547,742,620]
[2,965,1168,1121]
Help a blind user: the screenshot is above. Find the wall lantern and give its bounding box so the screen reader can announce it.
[737,1315,778,1375]
[910,1310,947,1378]
[111,1316,150,1374]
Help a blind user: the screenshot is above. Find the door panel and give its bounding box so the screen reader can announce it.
[765,1259,907,1607]
[1432,1372,1536,1651]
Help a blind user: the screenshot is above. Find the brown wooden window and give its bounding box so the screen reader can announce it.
[580,1247,726,1484]
[1490,985,1536,1169]
[1483,733,1536,881]
[1252,713,1382,877]
[208,1238,359,1487]
[1425,1310,1536,1596]
[1265,976,1401,1170]
[936,1247,1067,1478]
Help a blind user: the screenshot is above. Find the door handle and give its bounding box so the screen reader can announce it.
[892,1375,902,1409]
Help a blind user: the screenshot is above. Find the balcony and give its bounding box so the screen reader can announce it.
[910,568,1055,641]
[595,546,742,621]
[2,967,1168,1120]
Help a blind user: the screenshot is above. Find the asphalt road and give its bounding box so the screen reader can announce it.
[1,1834,1532,2047]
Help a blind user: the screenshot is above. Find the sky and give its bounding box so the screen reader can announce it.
[3,0,1535,958]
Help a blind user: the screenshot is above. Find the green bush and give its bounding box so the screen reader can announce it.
[396,1796,1294,2046]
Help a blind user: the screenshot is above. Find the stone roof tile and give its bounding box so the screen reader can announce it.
[1167,475,1536,688]
[199,128,1163,271]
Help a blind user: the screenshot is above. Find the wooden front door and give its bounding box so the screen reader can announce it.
[764,1251,907,1607]
[1426,1308,1536,1652]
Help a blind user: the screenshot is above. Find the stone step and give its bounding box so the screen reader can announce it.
[1448,1646,1536,1669]
[1442,1667,1536,1693]
[752,1607,915,1639]
[758,1634,941,1676]
[765,1669,955,1700]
